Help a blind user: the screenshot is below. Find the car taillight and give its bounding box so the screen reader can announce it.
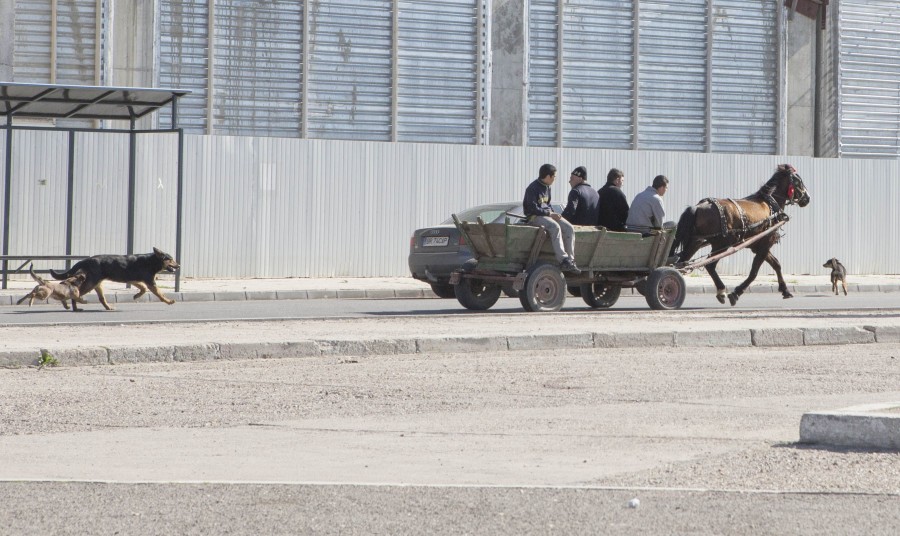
[410,235,415,248]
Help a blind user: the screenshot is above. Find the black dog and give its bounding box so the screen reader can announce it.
[823,258,848,296]
[50,247,180,310]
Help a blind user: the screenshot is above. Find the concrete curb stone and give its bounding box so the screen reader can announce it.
[675,330,752,347]
[306,290,338,299]
[800,403,900,450]
[507,333,593,351]
[276,290,309,300]
[416,336,507,354]
[245,291,278,301]
[803,327,875,345]
[865,325,900,343]
[751,328,805,347]
[317,339,417,356]
[214,291,247,302]
[218,341,320,360]
[593,331,674,348]
[179,292,216,302]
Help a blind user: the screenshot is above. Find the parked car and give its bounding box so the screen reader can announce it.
[408,201,563,298]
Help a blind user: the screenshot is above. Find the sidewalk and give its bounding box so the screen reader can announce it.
[2,273,899,306]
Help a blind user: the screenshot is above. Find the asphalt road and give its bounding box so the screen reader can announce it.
[2,343,899,535]
[2,291,899,325]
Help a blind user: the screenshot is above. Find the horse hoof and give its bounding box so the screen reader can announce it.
[728,293,738,306]
[716,294,726,304]
[783,292,793,299]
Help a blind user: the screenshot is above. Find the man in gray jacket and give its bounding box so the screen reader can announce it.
[626,175,669,234]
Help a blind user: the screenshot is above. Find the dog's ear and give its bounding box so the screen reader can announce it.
[153,247,162,256]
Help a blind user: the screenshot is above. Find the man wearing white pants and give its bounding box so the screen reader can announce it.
[523,164,580,274]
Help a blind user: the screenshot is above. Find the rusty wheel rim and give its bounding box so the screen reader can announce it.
[657,274,681,306]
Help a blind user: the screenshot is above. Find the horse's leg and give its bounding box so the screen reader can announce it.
[763,251,793,299]
[705,259,729,304]
[728,248,769,306]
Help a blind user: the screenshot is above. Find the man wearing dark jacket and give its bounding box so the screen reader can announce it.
[597,167,629,231]
[561,166,600,226]
[523,164,580,273]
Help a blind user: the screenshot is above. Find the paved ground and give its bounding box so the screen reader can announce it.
[2,274,899,534]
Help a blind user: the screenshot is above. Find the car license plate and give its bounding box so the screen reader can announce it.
[423,236,449,247]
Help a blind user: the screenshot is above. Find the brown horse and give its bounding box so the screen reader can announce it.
[671,164,811,306]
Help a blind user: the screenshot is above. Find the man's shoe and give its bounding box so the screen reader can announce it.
[560,259,581,274]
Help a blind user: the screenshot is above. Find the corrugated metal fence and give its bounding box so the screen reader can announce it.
[1,132,898,278]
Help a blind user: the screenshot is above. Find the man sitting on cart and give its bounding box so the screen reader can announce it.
[626,174,670,235]
[523,164,581,274]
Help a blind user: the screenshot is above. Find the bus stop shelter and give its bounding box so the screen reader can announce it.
[0,82,190,290]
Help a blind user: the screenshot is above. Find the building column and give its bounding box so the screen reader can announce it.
[489,0,526,146]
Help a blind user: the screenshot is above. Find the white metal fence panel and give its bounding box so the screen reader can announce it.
[638,0,708,151]
[397,0,483,144]
[213,1,303,138]
[838,0,900,158]
[561,0,634,149]
[710,0,778,154]
[306,0,393,141]
[158,0,210,133]
[5,135,900,277]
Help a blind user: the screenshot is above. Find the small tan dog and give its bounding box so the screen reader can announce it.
[823,258,848,296]
[16,265,88,311]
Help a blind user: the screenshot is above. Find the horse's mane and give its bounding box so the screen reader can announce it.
[757,164,795,198]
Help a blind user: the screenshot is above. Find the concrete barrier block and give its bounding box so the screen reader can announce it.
[507,333,593,351]
[244,291,277,301]
[214,291,247,302]
[751,328,804,347]
[416,336,507,354]
[107,345,175,364]
[173,343,220,362]
[801,405,900,450]
[276,290,309,300]
[336,289,367,299]
[219,341,320,360]
[365,289,397,299]
[0,350,41,368]
[594,331,674,348]
[803,327,875,345]
[179,292,216,302]
[49,347,109,367]
[864,325,900,343]
[306,290,338,299]
[317,339,417,356]
[675,330,751,347]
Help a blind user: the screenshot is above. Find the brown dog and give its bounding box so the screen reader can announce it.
[16,265,88,311]
[823,258,848,296]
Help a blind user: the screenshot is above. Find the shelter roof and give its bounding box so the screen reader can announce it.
[0,82,191,122]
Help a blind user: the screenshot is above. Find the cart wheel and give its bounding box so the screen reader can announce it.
[454,277,502,310]
[501,284,520,298]
[567,285,582,297]
[519,262,566,312]
[644,267,686,310]
[580,283,621,309]
[430,283,456,299]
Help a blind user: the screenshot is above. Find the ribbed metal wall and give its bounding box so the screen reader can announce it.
[214,1,303,137]
[528,0,778,153]
[158,0,209,133]
[307,0,393,141]
[711,0,777,154]
[3,135,899,277]
[14,0,53,83]
[838,0,900,158]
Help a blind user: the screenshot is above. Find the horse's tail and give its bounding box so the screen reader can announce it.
[670,206,697,259]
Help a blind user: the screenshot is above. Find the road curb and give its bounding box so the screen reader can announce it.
[800,402,900,450]
[4,324,899,369]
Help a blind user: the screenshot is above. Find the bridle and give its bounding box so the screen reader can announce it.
[772,173,805,207]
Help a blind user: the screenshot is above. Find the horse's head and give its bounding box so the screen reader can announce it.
[769,164,810,208]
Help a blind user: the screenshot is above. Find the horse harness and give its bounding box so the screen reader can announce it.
[701,196,786,242]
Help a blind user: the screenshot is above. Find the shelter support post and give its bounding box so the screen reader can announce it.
[2,119,12,289]
[175,128,183,292]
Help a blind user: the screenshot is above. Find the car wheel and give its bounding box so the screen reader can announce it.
[454,277,502,310]
[430,283,456,299]
[519,262,566,312]
[644,267,686,310]
[580,283,621,309]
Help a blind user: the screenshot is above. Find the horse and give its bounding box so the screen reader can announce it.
[670,164,810,306]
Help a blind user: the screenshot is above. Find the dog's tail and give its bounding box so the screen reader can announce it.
[50,266,77,280]
[28,264,49,286]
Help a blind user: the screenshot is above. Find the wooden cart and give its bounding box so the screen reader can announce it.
[448,214,682,312]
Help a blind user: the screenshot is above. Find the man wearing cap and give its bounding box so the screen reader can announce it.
[523,164,580,274]
[562,166,600,226]
[626,174,669,235]
[597,168,629,231]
